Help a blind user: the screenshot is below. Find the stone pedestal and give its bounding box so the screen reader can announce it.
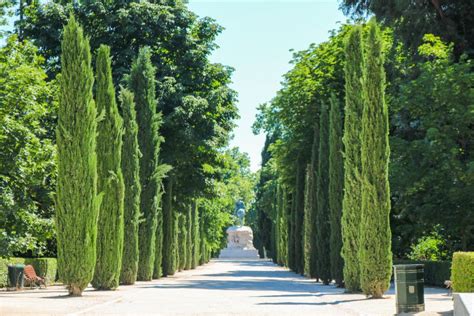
[219,226,259,259]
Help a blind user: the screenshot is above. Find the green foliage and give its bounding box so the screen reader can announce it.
[408,230,448,262]
[92,45,125,290]
[293,157,305,274]
[191,203,200,269]
[451,252,474,292]
[23,0,239,219]
[162,177,176,276]
[359,20,392,298]
[302,165,313,277]
[340,0,474,57]
[341,25,364,292]
[0,36,57,258]
[119,88,141,285]
[389,34,474,253]
[177,213,186,271]
[315,103,331,284]
[185,205,192,270]
[55,15,100,296]
[128,47,165,281]
[328,96,344,286]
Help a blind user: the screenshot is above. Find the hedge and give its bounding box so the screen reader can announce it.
[451,252,474,292]
[0,258,57,287]
[393,259,451,287]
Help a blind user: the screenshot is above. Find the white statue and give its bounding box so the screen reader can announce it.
[219,200,259,259]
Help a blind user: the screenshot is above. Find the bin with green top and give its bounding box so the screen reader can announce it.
[8,264,25,289]
[394,264,425,313]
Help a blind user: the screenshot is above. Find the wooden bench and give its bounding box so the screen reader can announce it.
[24,265,46,288]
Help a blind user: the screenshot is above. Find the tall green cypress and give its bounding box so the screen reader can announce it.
[303,165,313,277]
[173,211,180,268]
[315,103,331,284]
[281,187,289,267]
[341,25,364,292]
[185,204,193,270]
[275,184,282,265]
[359,20,392,298]
[309,121,320,279]
[287,191,295,270]
[328,96,344,287]
[119,88,141,285]
[153,194,164,279]
[128,47,163,281]
[191,202,200,269]
[56,15,100,296]
[178,212,186,271]
[294,157,305,275]
[92,45,125,290]
[162,177,177,276]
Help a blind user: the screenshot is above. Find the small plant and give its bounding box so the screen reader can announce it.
[408,229,447,261]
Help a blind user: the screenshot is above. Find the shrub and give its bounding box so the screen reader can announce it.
[451,252,474,292]
[394,259,451,287]
[408,230,447,261]
[0,258,25,287]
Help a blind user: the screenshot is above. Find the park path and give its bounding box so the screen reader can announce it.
[0,259,452,315]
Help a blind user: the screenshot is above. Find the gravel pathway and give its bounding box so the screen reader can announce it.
[0,259,453,315]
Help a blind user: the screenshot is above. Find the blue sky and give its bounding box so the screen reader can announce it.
[2,0,347,171]
[188,0,346,170]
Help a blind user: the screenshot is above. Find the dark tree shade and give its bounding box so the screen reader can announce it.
[315,103,331,284]
[55,15,99,296]
[328,96,344,287]
[359,20,392,298]
[92,44,125,290]
[119,88,141,285]
[341,25,364,292]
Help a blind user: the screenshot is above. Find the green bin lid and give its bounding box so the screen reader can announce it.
[394,264,424,270]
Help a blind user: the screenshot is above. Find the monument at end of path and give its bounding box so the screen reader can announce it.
[219,200,259,259]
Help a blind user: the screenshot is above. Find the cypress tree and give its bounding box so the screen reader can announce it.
[359,20,392,298]
[328,96,344,287]
[309,121,320,279]
[162,177,177,276]
[56,15,100,296]
[315,103,331,284]
[92,45,125,290]
[199,208,207,265]
[119,88,141,285]
[303,165,313,277]
[282,188,289,266]
[191,202,200,269]
[173,211,180,269]
[287,192,295,271]
[128,47,163,281]
[153,194,164,279]
[185,204,193,270]
[294,157,305,274]
[341,25,364,292]
[178,212,187,271]
[275,184,282,265]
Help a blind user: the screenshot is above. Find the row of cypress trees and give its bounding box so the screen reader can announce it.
[267,20,391,298]
[55,16,207,296]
